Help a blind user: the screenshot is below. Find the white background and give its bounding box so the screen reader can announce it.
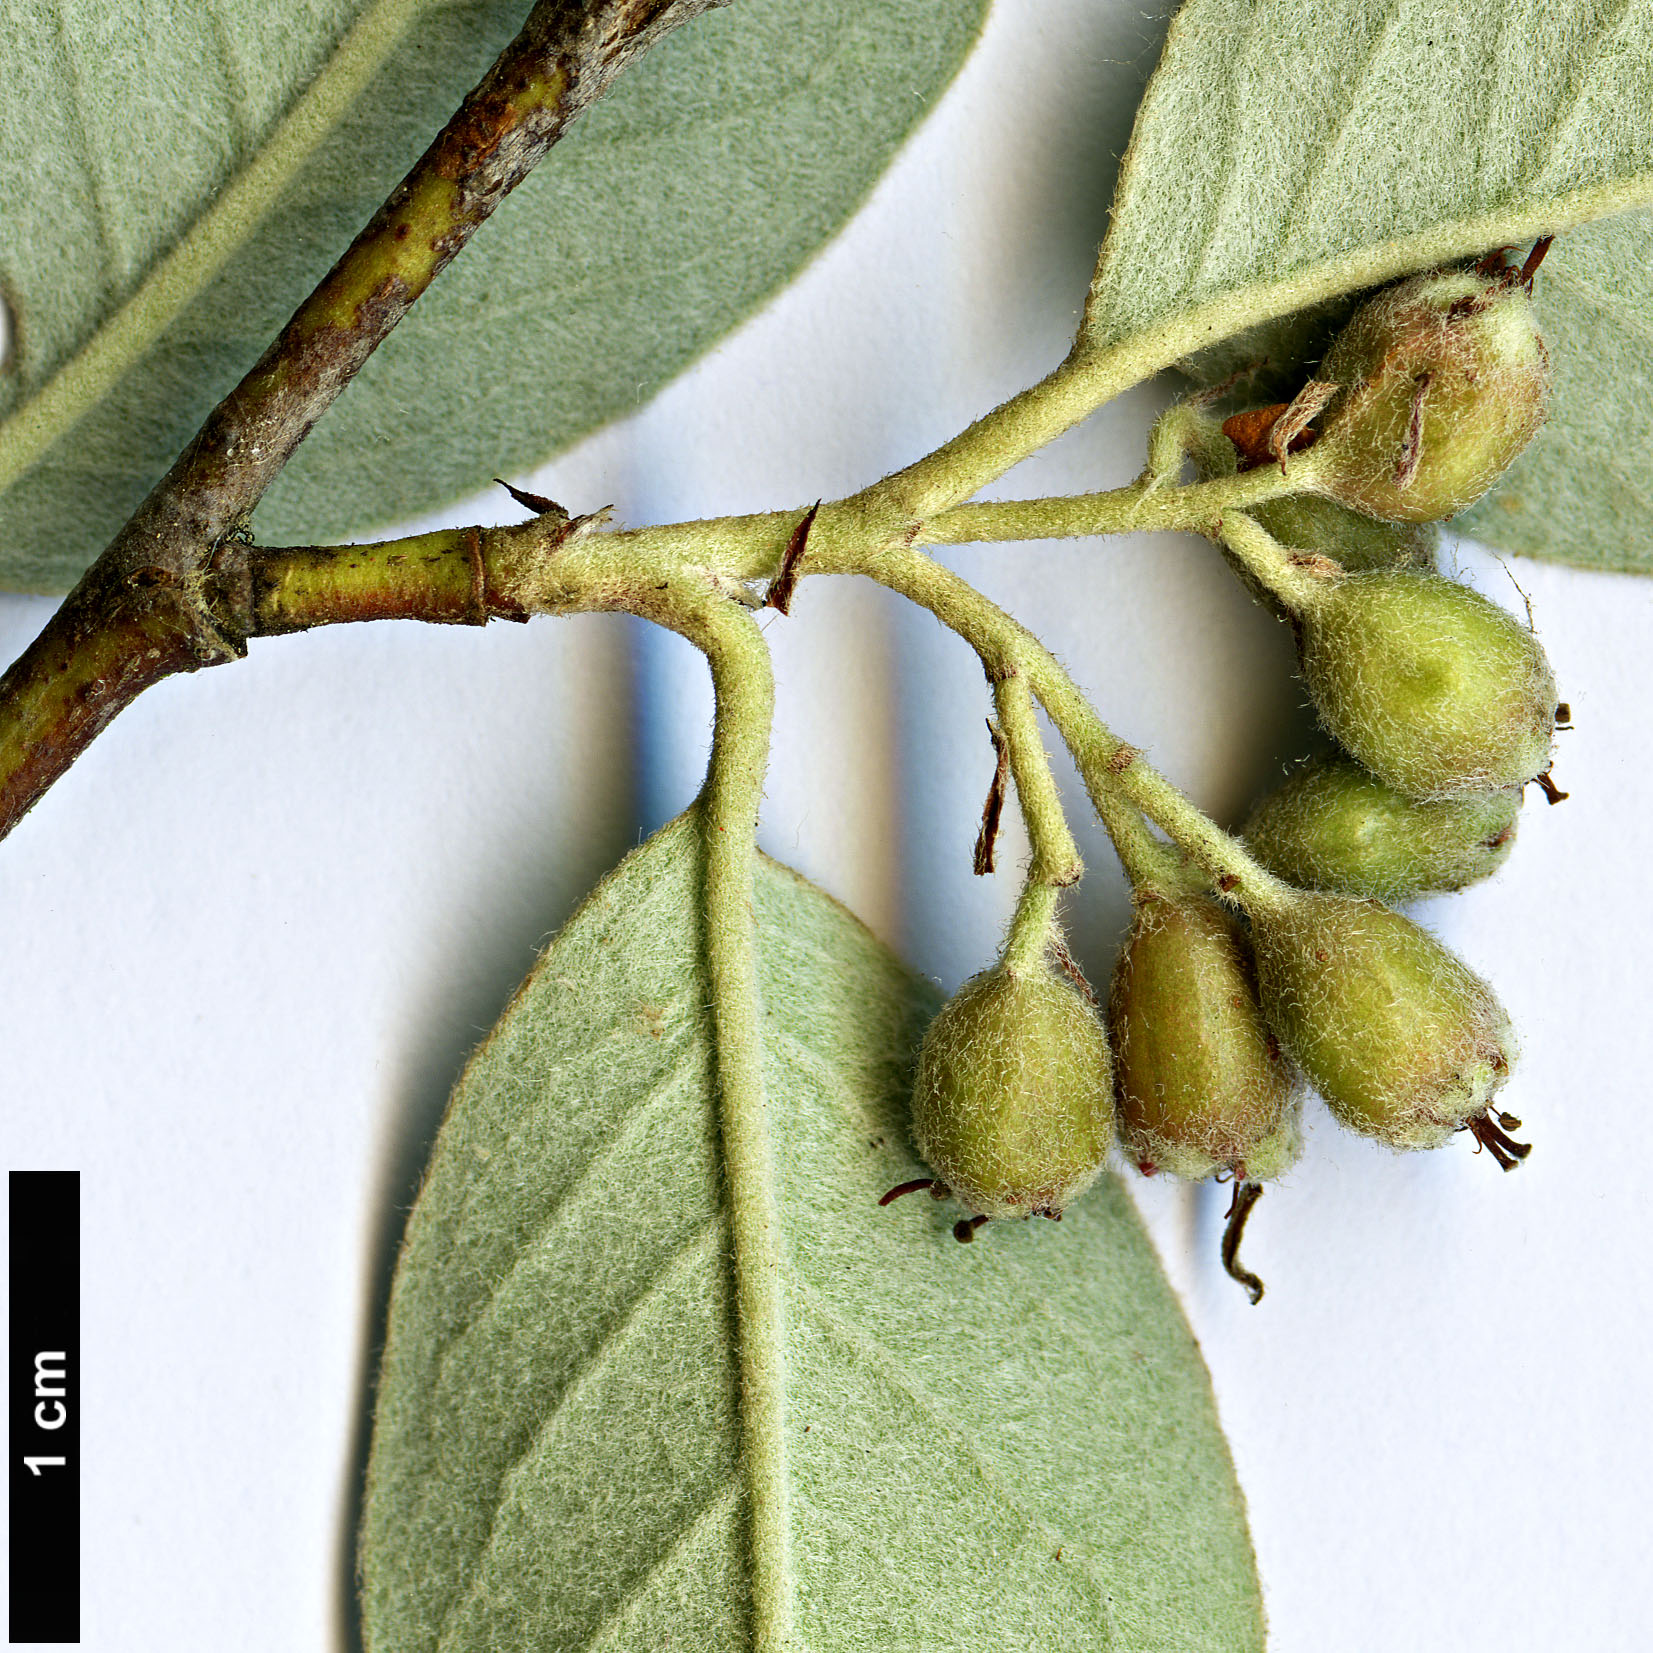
[5,0,1651,1647]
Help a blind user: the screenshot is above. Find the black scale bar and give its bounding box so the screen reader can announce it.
[9,1171,79,1644]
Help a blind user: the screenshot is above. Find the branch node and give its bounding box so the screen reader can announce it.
[763,502,820,615]
[494,477,565,516]
[973,719,1011,876]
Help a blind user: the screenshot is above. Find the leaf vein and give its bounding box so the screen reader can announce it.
[1270,0,1413,254]
[768,1025,897,1135]
[1526,0,1642,190]
[793,1277,1121,1646]
[431,1216,724,1653]
[1183,2,1274,295]
[46,2,122,301]
[427,1016,703,1364]
[576,1477,743,1653]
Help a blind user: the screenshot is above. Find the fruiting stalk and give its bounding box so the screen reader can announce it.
[991,669,1083,974]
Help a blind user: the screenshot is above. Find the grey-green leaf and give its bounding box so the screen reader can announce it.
[1457,210,1653,571]
[361,815,1263,1652]
[0,0,987,595]
[1084,0,1653,571]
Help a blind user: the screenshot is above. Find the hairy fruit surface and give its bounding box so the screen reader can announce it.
[1109,893,1300,1183]
[1250,891,1516,1151]
[1311,265,1550,522]
[1297,570,1558,799]
[1243,758,1521,900]
[911,962,1114,1221]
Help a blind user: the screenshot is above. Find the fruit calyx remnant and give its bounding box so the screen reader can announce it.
[878,1177,950,1206]
[1220,1180,1268,1305]
[1466,1109,1532,1172]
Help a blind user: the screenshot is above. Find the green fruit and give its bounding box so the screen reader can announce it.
[911,962,1114,1221]
[1109,893,1300,1183]
[1243,758,1521,900]
[1252,493,1437,576]
[1249,891,1518,1152]
[1311,265,1550,522]
[1297,570,1558,800]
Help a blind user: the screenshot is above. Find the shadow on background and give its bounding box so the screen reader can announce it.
[329,621,645,1652]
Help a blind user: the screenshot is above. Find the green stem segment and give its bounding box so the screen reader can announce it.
[1092,783,1187,901]
[1216,509,1339,613]
[1145,401,1237,486]
[590,464,1307,577]
[992,671,1081,891]
[1003,881,1061,978]
[991,670,1081,974]
[841,541,1282,908]
[918,464,1299,548]
[221,516,1289,913]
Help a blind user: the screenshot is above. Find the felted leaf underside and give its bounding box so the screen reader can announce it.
[361,815,1265,1651]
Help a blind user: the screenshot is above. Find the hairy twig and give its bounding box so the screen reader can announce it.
[206,506,1283,907]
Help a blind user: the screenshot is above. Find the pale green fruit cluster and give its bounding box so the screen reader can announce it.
[1311,266,1550,522]
[1249,892,1515,1151]
[1211,255,1552,1170]
[1243,758,1520,902]
[1218,259,1559,906]
[901,255,1554,1260]
[1237,561,1552,907]
[1108,892,1300,1184]
[910,961,1114,1221]
[1213,265,1559,804]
